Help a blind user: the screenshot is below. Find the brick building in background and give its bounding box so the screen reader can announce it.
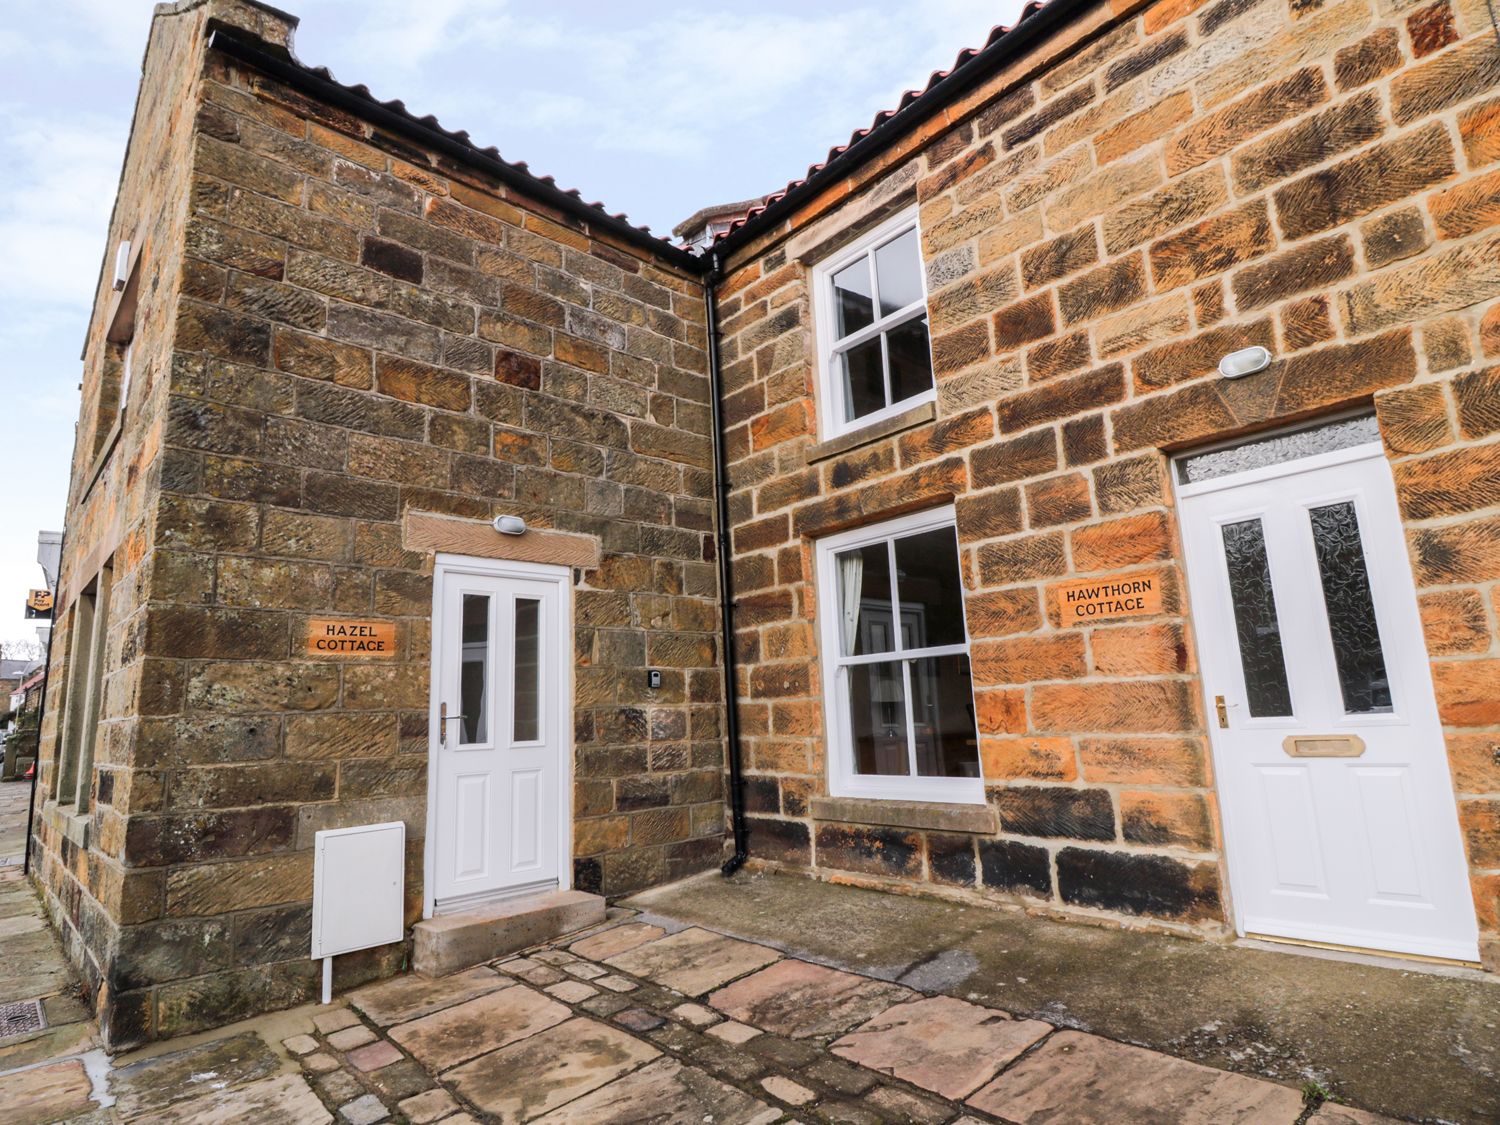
[31,0,1500,1046]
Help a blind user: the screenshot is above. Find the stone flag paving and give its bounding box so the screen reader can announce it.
[0,901,1407,1123]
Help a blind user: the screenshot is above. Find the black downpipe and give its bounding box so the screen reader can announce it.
[705,253,748,875]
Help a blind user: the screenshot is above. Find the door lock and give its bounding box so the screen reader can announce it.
[1214,695,1230,729]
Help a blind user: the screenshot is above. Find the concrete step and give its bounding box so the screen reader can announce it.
[412,889,605,977]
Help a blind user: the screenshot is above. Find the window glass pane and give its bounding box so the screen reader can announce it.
[885,316,934,406]
[1176,414,1379,485]
[874,228,923,315]
[460,594,489,743]
[841,336,886,421]
[833,258,874,338]
[910,654,980,777]
[847,661,910,776]
[1220,519,1294,718]
[513,598,540,741]
[892,526,967,648]
[835,542,894,656]
[1308,502,1392,714]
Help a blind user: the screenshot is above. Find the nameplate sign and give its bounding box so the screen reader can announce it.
[1056,574,1163,623]
[307,619,398,658]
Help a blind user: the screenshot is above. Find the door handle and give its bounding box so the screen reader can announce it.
[1214,695,1230,729]
[438,702,472,746]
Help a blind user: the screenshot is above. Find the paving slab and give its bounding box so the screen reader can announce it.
[146,1071,332,1124]
[530,1056,780,1124]
[603,926,780,996]
[389,984,569,1072]
[627,874,1499,1122]
[832,994,1053,1099]
[399,1087,461,1123]
[109,1030,280,1117]
[967,1029,1307,1124]
[1,1058,96,1125]
[444,1015,658,1122]
[569,922,667,961]
[709,958,915,1040]
[347,1040,402,1072]
[349,966,508,1026]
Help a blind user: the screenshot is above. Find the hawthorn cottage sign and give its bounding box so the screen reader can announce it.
[1055,575,1164,622]
[306,619,398,658]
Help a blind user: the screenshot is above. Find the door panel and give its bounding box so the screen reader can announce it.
[430,563,566,914]
[1178,440,1479,962]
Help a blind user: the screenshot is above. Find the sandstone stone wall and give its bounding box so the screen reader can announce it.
[30,0,295,1045]
[715,0,1500,963]
[38,0,722,1047]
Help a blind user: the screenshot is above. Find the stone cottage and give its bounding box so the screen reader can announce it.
[32,0,1500,1047]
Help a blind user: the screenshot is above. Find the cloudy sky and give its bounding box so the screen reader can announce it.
[0,0,1026,655]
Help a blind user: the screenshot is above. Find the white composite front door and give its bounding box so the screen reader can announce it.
[429,557,568,915]
[1177,423,1479,962]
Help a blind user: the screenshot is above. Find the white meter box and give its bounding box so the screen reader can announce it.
[312,822,406,959]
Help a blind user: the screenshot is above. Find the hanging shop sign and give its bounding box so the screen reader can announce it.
[25,590,53,619]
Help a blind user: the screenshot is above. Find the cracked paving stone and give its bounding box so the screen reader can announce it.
[569,921,667,961]
[581,993,632,1017]
[339,1092,389,1124]
[710,959,915,1040]
[967,1030,1307,1124]
[614,1007,665,1031]
[314,1009,362,1035]
[546,980,598,1003]
[302,1052,340,1074]
[389,984,569,1072]
[445,1016,658,1121]
[317,1071,365,1105]
[530,1056,782,1124]
[672,1002,719,1026]
[149,1073,333,1124]
[109,1031,280,1118]
[327,1025,377,1052]
[866,1084,956,1124]
[708,1020,761,1044]
[347,1040,403,1072]
[350,967,507,1027]
[761,1075,817,1106]
[399,1087,460,1123]
[1,1058,95,1125]
[604,926,780,996]
[498,958,567,986]
[832,994,1052,1099]
[803,1056,879,1095]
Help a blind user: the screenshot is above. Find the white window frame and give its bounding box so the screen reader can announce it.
[814,505,984,805]
[811,206,935,442]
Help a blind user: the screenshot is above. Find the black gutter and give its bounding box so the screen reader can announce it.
[704,252,748,875]
[205,29,705,275]
[711,0,1092,259]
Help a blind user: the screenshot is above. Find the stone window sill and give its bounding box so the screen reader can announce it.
[41,800,90,849]
[809,795,997,835]
[806,400,936,464]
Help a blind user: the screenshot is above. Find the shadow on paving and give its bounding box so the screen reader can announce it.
[623,870,1500,1124]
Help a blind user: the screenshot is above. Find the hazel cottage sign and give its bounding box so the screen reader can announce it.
[306,619,398,658]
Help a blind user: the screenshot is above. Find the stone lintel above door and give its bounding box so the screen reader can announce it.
[403,510,600,569]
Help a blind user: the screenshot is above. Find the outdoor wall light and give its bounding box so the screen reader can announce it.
[493,514,527,536]
[1218,345,1272,379]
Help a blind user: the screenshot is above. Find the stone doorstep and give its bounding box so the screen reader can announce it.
[412,890,606,978]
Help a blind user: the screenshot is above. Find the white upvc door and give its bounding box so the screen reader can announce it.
[1178,441,1479,962]
[427,556,569,916]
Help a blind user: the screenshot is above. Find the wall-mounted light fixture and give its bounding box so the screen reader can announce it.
[1218,346,1272,379]
[492,514,527,536]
